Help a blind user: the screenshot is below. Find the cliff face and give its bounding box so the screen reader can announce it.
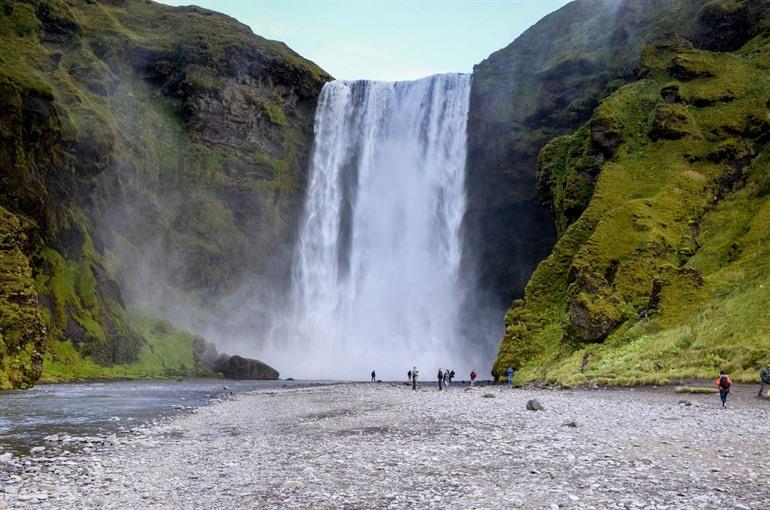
[0,0,329,388]
[465,0,707,307]
[493,0,770,384]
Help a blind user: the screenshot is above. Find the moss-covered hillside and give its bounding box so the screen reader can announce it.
[465,0,766,308]
[0,0,329,388]
[493,1,770,385]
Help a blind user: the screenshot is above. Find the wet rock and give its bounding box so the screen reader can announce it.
[214,354,279,380]
[483,393,496,399]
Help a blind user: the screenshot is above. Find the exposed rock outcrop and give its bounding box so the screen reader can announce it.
[213,354,279,380]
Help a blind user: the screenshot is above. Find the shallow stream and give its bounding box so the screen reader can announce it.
[0,379,316,454]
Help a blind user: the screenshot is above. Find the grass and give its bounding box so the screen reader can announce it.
[494,31,770,386]
[40,308,213,383]
[675,386,718,394]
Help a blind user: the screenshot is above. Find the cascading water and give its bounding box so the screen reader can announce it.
[268,74,474,380]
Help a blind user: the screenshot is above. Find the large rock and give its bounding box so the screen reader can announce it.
[214,354,279,380]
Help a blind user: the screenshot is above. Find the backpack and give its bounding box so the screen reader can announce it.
[719,375,730,390]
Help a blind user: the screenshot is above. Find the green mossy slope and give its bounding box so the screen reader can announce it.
[0,0,329,387]
[494,17,770,385]
[41,308,214,383]
[0,206,45,388]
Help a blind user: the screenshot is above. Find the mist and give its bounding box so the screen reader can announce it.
[254,74,501,381]
[93,66,503,381]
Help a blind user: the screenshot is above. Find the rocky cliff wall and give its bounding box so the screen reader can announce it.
[465,0,706,308]
[0,0,329,387]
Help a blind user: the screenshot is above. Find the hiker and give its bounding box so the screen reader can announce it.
[371,370,376,382]
[408,370,412,383]
[437,369,444,391]
[714,371,734,408]
[759,364,770,397]
[470,369,478,387]
[449,370,455,383]
[506,366,515,385]
[443,369,449,390]
[412,367,418,391]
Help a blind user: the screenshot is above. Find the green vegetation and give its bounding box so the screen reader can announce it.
[0,207,45,389]
[675,386,718,394]
[494,19,770,386]
[41,308,214,383]
[0,0,329,387]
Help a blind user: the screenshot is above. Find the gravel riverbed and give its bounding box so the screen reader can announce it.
[1,382,769,509]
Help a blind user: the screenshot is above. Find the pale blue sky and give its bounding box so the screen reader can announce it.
[159,0,571,80]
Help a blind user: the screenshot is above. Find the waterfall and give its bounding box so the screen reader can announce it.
[271,74,473,380]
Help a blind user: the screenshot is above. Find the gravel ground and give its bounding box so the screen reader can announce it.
[1,382,769,509]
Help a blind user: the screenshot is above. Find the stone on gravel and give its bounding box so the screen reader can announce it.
[526,399,544,411]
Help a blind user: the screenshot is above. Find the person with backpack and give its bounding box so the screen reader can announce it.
[759,364,770,397]
[437,369,444,391]
[470,369,477,387]
[371,370,376,382]
[449,370,455,383]
[714,371,734,408]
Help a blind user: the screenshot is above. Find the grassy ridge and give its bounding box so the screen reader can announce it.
[494,26,770,385]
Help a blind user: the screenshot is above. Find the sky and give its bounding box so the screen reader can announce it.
[158,0,571,81]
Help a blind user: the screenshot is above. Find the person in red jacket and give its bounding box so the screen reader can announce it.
[714,371,734,408]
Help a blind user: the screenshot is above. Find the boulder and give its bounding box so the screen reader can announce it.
[214,354,279,380]
[526,399,544,411]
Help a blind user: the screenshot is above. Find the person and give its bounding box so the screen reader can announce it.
[759,364,770,397]
[412,367,418,391]
[443,369,449,390]
[437,369,444,391]
[408,370,412,383]
[470,369,477,387]
[714,371,733,408]
[371,370,376,382]
[449,370,455,383]
[507,367,514,385]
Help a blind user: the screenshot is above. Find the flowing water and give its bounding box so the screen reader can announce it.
[0,379,317,454]
[266,74,476,380]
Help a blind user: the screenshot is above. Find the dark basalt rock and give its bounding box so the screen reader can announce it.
[214,354,279,380]
[526,399,544,411]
